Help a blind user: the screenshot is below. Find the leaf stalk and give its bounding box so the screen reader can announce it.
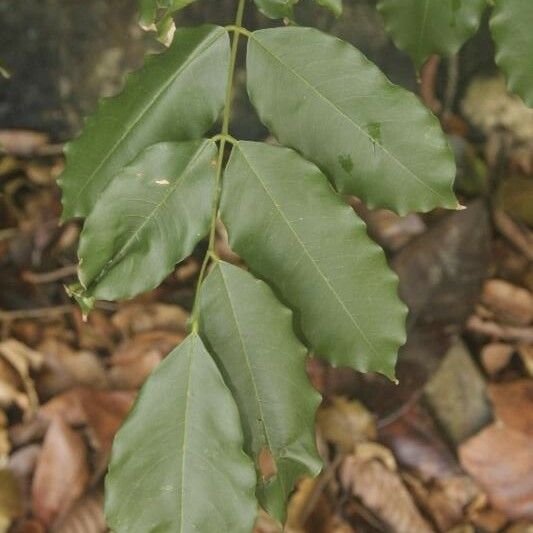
[191,0,247,332]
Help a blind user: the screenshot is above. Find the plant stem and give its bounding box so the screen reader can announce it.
[191,0,247,332]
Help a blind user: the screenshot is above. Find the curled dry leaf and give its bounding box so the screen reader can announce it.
[459,424,533,520]
[340,453,434,533]
[481,279,533,327]
[316,397,376,453]
[0,339,42,417]
[111,303,189,336]
[109,330,184,389]
[31,418,89,527]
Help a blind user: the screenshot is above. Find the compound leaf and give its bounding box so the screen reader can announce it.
[222,141,407,378]
[59,25,229,220]
[253,0,297,19]
[200,261,322,521]
[105,333,257,533]
[247,27,457,215]
[490,0,533,107]
[78,140,216,302]
[377,0,486,70]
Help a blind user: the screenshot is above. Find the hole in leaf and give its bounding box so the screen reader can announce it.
[258,446,277,482]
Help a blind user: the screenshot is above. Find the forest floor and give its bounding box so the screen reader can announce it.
[0,76,532,532]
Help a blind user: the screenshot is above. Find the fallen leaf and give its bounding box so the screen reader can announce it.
[424,338,492,445]
[316,397,376,452]
[111,303,188,336]
[459,424,533,519]
[8,444,41,515]
[31,418,89,527]
[488,380,533,436]
[52,490,105,533]
[36,338,108,399]
[404,472,479,532]
[480,343,515,376]
[393,199,490,328]
[0,339,42,417]
[379,402,462,482]
[109,330,184,389]
[0,130,49,157]
[481,279,533,327]
[340,454,434,533]
[40,387,134,453]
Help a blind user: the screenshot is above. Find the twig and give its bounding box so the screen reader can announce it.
[299,454,344,525]
[22,264,78,284]
[467,315,533,344]
[443,54,459,117]
[0,304,74,321]
[493,209,533,261]
[419,55,442,114]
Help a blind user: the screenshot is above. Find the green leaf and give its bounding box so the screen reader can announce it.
[105,333,257,533]
[77,140,216,302]
[315,0,342,16]
[59,25,229,220]
[247,27,457,215]
[221,141,407,378]
[200,261,322,521]
[138,0,198,29]
[377,0,486,70]
[490,0,533,107]
[253,0,296,19]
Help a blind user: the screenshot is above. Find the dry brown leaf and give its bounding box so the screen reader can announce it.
[40,387,134,453]
[469,506,509,533]
[285,477,319,532]
[0,130,49,156]
[52,490,105,533]
[404,472,479,532]
[111,303,188,336]
[340,455,434,533]
[489,380,533,436]
[71,309,116,353]
[31,418,89,527]
[8,444,41,515]
[459,424,533,520]
[316,397,376,453]
[37,338,108,399]
[481,280,533,327]
[480,343,515,376]
[379,402,461,482]
[109,330,184,389]
[0,339,42,417]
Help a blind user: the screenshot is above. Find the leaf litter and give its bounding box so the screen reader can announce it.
[0,84,533,533]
